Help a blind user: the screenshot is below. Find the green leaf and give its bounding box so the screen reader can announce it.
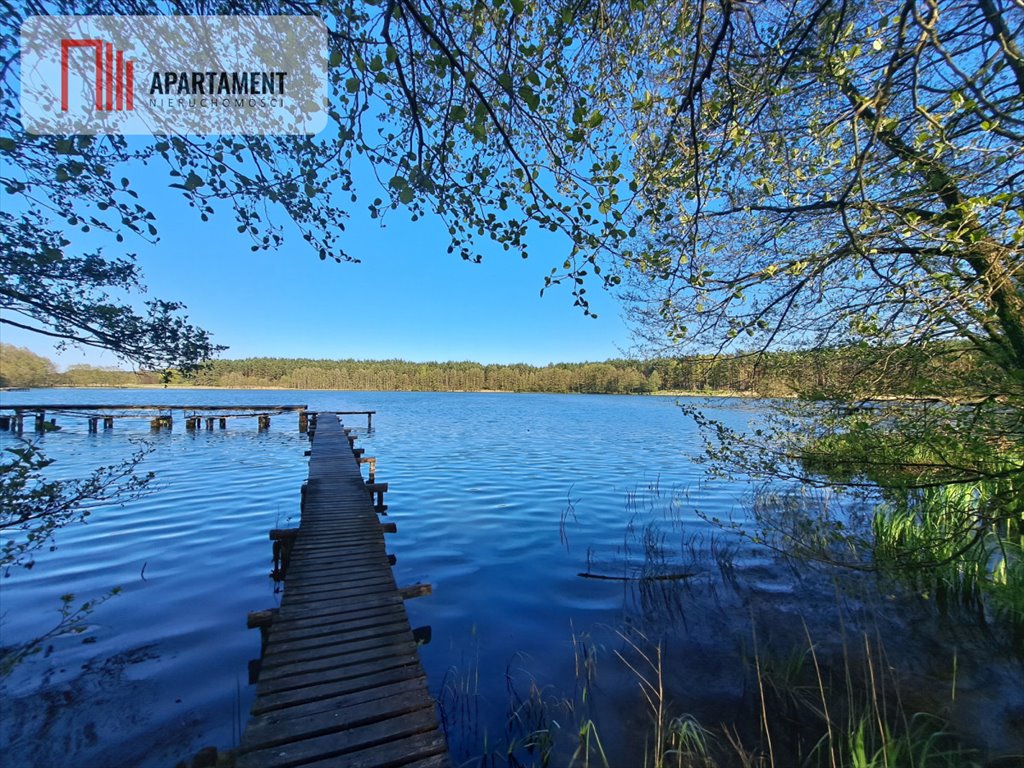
[345,76,360,94]
[518,86,540,111]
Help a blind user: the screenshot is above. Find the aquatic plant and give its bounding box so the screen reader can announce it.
[803,421,1024,641]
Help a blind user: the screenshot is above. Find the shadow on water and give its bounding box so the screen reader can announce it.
[0,643,207,768]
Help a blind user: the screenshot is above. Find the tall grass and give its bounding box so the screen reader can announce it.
[458,623,981,768]
[614,631,716,768]
[442,468,1012,767]
[871,469,1024,639]
[799,422,1024,641]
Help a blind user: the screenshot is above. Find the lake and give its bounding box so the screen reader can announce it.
[1,389,1021,767]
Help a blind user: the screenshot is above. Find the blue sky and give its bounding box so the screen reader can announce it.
[6,14,639,371]
[6,161,635,370]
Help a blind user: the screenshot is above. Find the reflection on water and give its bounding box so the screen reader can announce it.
[0,390,1021,766]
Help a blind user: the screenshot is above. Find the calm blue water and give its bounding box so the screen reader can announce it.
[1,389,1020,766]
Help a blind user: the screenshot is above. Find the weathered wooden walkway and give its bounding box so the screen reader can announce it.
[237,414,449,768]
[0,404,375,434]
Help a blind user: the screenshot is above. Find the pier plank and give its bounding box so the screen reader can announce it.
[239,709,444,768]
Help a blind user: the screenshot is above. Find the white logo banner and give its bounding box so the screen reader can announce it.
[20,15,328,135]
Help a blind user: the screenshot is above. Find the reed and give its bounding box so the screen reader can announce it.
[777,424,1024,639]
[442,476,1002,767]
[445,614,985,768]
[871,470,1024,639]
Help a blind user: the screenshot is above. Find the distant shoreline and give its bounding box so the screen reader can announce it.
[27,384,771,398]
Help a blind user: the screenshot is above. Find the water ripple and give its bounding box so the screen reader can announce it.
[0,390,785,766]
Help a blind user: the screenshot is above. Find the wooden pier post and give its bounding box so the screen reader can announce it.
[206,417,215,430]
[258,414,270,431]
[33,410,46,432]
[0,416,9,430]
[399,584,433,600]
[358,456,377,483]
[150,415,172,430]
[366,481,388,512]
[367,411,373,430]
[103,416,114,429]
[268,528,299,580]
[219,417,227,429]
[88,417,99,433]
[298,409,308,433]
[186,417,199,431]
[246,609,278,655]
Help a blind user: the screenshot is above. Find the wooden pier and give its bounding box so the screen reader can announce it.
[238,414,449,768]
[0,404,376,434]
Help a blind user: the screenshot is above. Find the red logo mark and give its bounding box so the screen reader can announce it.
[61,38,134,111]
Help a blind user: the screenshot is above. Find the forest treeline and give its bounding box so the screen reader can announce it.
[1,342,999,398]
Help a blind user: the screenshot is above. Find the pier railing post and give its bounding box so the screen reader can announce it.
[358,456,377,483]
[365,482,388,513]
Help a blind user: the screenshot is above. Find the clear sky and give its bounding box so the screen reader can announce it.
[5,159,636,370]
